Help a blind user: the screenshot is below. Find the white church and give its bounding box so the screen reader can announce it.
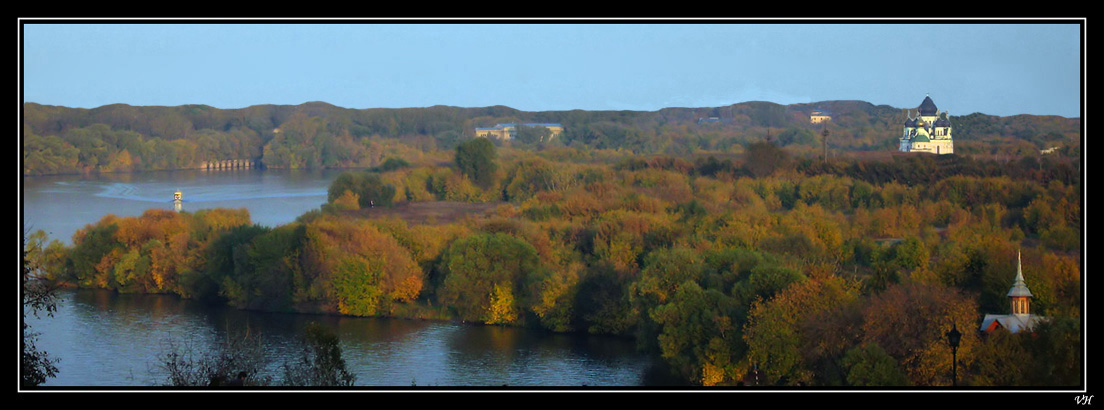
[900,95,955,155]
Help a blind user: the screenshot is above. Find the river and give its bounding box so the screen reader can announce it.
[20,169,679,388]
[24,289,666,388]
[22,168,342,245]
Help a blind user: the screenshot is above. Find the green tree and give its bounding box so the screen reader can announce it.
[513,124,553,145]
[437,233,539,323]
[733,264,805,303]
[331,255,387,317]
[841,343,911,386]
[378,156,411,172]
[327,171,396,208]
[633,247,705,307]
[1020,317,1081,386]
[195,224,271,302]
[221,224,304,311]
[573,261,637,336]
[455,137,498,189]
[650,281,743,385]
[776,127,817,146]
[67,216,122,287]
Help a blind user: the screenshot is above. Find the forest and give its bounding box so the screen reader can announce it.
[22,100,1080,175]
[22,100,1082,387]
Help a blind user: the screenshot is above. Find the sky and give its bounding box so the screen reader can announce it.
[20,20,1084,118]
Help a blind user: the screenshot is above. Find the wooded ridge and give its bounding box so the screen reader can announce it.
[22,100,1081,175]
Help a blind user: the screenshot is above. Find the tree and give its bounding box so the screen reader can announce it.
[650,281,743,385]
[221,224,304,311]
[378,156,411,172]
[281,323,356,387]
[157,330,273,387]
[22,245,60,388]
[743,140,791,178]
[513,124,554,145]
[327,171,396,208]
[841,343,911,386]
[67,215,122,287]
[743,276,859,385]
[437,233,540,323]
[486,283,519,325]
[633,247,704,307]
[455,137,498,189]
[860,280,979,386]
[156,322,357,387]
[1020,317,1081,386]
[776,127,816,147]
[573,261,637,336]
[302,218,423,316]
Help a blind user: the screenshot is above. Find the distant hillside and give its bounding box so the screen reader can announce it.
[21,100,1081,175]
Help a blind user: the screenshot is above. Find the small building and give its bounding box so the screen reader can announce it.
[810,110,832,124]
[475,123,564,141]
[697,117,722,124]
[979,251,1048,334]
[900,95,954,155]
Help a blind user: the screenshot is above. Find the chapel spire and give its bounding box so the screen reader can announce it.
[1007,250,1034,315]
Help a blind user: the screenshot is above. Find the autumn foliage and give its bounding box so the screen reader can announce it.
[37,140,1082,387]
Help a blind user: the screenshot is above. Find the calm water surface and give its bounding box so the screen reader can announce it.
[26,289,662,387]
[22,168,341,245]
[21,169,677,388]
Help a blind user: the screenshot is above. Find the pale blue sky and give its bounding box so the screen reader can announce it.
[21,21,1083,117]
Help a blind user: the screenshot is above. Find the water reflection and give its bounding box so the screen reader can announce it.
[27,289,665,388]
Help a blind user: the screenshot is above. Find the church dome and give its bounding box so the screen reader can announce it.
[934,117,951,128]
[918,96,938,116]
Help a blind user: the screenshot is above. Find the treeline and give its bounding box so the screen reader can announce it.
[25,141,1081,387]
[22,100,1081,175]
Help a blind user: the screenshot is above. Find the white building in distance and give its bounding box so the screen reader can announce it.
[900,95,954,155]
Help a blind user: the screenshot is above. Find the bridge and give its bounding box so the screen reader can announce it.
[199,159,260,170]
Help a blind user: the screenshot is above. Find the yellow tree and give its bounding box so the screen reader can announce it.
[306,217,423,316]
[486,283,518,325]
[743,276,860,385]
[860,280,979,386]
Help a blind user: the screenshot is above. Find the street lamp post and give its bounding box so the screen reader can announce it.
[946,323,962,387]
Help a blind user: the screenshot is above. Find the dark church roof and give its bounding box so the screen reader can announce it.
[918,96,938,116]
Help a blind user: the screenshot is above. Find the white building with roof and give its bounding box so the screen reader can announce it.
[900,95,954,155]
[810,110,831,124]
